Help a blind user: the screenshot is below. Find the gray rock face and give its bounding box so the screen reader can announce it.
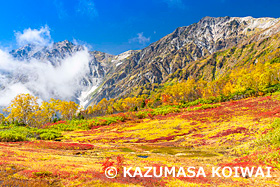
[89,16,280,104]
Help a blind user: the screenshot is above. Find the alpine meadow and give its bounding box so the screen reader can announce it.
[0,2,280,186]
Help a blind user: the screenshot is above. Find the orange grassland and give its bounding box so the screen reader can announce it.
[1,95,280,186]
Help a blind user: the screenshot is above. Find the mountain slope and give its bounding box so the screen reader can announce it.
[90,16,280,104]
[2,16,280,108]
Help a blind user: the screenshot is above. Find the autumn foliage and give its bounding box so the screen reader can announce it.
[3,94,78,128]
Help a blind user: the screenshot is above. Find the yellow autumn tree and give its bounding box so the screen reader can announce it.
[39,98,60,123]
[122,97,138,111]
[113,98,125,112]
[98,98,110,115]
[4,93,40,126]
[0,113,5,124]
[56,100,78,120]
[106,99,115,114]
[163,78,198,104]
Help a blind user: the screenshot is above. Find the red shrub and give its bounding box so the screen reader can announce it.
[26,141,94,150]
[210,127,248,138]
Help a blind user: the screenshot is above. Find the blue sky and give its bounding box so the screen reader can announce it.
[0,0,279,55]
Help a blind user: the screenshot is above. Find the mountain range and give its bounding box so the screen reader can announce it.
[3,16,280,107]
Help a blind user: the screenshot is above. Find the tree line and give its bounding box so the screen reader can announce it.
[1,62,280,128]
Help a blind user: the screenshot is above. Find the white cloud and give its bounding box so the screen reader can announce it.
[77,0,98,18]
[163,0,185,9]
[15,25,52,47]
[129,32,151,45]
[0,48,91,106]
[0,26,94,106]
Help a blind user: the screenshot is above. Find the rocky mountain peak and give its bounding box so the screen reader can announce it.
[54,40,74,48]
[113,50,136,62]
[10,40,86,65]
[199,16,230,23]
[89,16,280,105]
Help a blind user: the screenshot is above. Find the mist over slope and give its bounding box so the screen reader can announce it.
[0,25,133,109]
[0,27,106,108]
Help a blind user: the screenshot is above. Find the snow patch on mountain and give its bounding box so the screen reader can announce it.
[78,84,99,108]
